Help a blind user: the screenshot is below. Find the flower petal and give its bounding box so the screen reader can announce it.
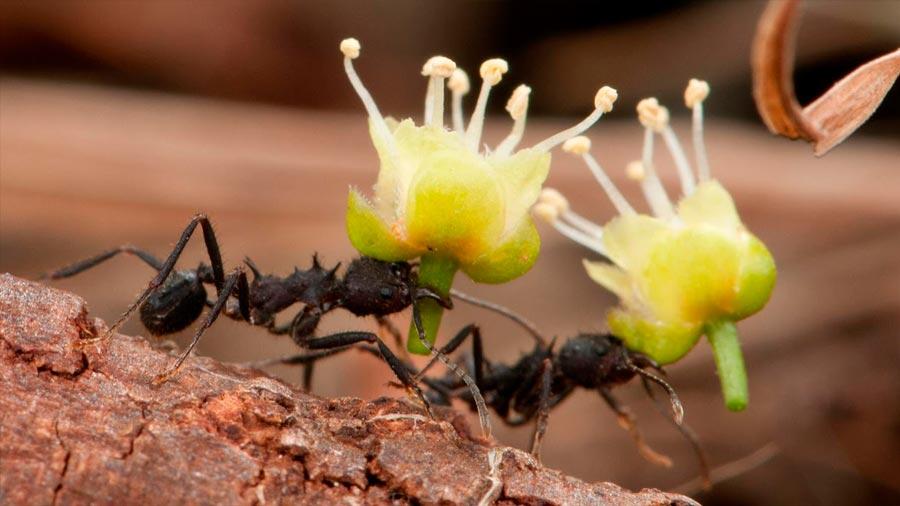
[404,150,504,264]
[601,213,670,272]
[677,180,741,230]
[582,259,634,307]
[489,148,551,234]
[346,188,423,261]
[463,217,540,284]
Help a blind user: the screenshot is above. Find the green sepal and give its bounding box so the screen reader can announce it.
[346,188,422,261]
[462,218,541,284]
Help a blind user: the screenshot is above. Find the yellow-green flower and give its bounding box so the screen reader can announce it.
[534,80,776,411]
[340,38,617,353]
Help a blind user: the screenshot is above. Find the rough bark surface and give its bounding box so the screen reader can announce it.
[0,274,696,506]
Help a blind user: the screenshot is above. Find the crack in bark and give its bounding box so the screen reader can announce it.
[52,418,71,506]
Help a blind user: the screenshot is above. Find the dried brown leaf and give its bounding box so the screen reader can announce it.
[751,0,816,141]
[751,0,900,156]
[804,49,900,155]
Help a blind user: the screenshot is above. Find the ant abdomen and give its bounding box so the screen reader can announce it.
[139,270,207,336]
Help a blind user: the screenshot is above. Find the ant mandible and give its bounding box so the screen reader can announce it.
[417,292,712,486]
[41,213,462,412]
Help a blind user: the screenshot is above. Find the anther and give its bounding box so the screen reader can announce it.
[448,68,470,94]
[539,188,569,213]
[562,136,591,155]
[340,38,361,59]
[594,86,618,113]
[480,58,509,86]
[684,79,710,108]
[637,98,669,132]
[495,85,532,155]
[533,203,560,223]
[422,56,456,78]
[626,161,645,181]
[506,85,531,120]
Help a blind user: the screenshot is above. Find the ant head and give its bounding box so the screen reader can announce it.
[557,333,634,389]
[342,257,427,316]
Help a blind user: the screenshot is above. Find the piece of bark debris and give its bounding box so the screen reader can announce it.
[0,273,698,505]
[751,0,900,156]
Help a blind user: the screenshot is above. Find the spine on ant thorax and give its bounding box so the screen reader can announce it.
[249,256,342,321]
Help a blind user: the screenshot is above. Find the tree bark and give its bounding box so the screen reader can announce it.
[0,274,696,506]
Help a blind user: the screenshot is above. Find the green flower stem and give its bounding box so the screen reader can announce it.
[407,254,458,355]
[705,320,748,411]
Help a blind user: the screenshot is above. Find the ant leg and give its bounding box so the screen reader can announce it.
[305,331,434,418]
[152,267,246,385]
[641,377,711,489]
[90,214,228,343]
[245,346,356,368]
[530,357,553,460]
[598,388,673,468]
[375,316,411,362]
[40,245,163,279]
[411,302,493,440]
[416,324,486,391]
[289,307,323,391]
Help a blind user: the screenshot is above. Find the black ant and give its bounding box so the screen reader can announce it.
[40,213,476,419]
[416,292,712,486]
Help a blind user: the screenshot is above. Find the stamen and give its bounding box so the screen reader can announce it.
[465,58,508,151]
[639,97,695,195]
[540,188,604,236]
[685,79,711,181]
[531,86,617,153]
[534,203,606,255]
[639,128,675,219]
[340,38,395,154]
[448,69,470,133]
[661,126,696,195]
[421,56,456,128]
[495,84,531,156]
[563,136,635,215]
[535,189,606,253]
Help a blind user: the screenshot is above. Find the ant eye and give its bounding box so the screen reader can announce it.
[379,287,394,300]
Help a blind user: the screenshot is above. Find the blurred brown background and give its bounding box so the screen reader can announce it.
[1,1,898,504]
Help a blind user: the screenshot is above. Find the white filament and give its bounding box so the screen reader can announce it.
[531,107,606,153]
[429,76,446,128]
[552,219,606,255]
[693,103,711,181]
[640,128,675,219]
[562,209,604,237]
[661,126,696,196]
[465,81,493,151]
[582,153,636,215]
[343,56,395,154]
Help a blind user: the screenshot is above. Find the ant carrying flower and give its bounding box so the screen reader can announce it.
[39,217,497,435]
[534,80,777,411]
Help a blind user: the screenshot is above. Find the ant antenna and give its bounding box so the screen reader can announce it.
[627,363,684,424]
[449,289,548,347]
[411,300,493,441]
[640,376,711,490]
